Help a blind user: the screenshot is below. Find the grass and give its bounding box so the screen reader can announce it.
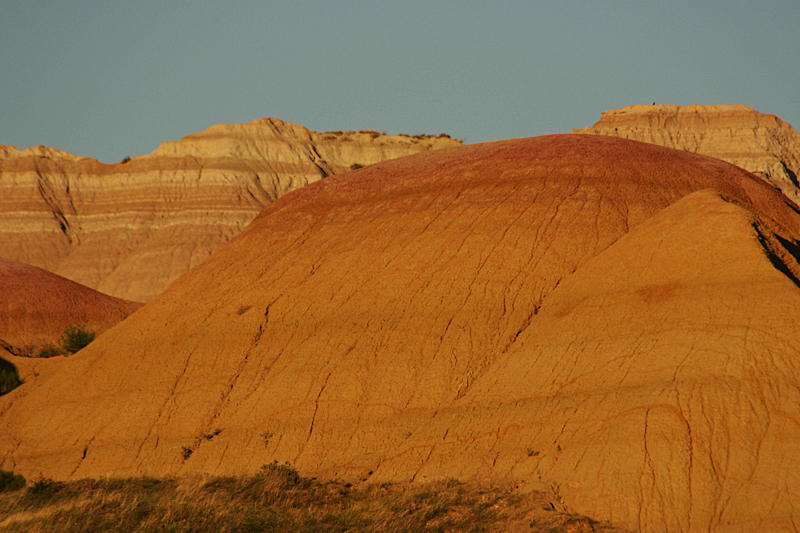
[0,468,623,533]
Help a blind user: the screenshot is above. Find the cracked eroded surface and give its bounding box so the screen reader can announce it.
[2,135,800,532]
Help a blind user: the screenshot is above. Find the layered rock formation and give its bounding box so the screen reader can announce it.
[3,135,800,532]
[0,258,142,356]
[575,104,800,204]
[0,120,459,302]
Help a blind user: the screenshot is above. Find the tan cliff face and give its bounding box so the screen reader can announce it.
[4,135,800,532]
[575,104,800,203]
[0,119,460,302]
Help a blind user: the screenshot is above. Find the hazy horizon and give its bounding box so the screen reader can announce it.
[3,1,798,163]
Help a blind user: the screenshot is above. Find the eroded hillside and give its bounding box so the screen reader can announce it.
[3,135,800,532]
[0,120,459,301]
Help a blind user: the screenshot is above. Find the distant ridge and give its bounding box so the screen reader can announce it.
[575,104,800,203]
[0,119,460,302]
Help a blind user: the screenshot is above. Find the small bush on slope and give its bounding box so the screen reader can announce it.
[0,357,22,395]
[38,343,64,358]
[0,470,25,493]
[59,325,96,355]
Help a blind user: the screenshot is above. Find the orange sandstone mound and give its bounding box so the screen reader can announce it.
[0,258,142,355]
[0,120,459,302]
[3,135,800,532]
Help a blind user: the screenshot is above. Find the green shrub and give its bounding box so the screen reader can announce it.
[38,343,64,358]
[0,470,25,492]
[59,325,96,354]
[0,358,22,395]
[260,460,308,489]
[23,477,67,506]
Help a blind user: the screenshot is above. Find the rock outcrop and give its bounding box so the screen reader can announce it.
[3,135,800,532]
[0,258,142,356]
[575,105,800,204]
[0,120,460,302]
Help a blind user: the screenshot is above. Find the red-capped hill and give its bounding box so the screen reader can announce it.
[0,258,142,354]
[3,135,800,532]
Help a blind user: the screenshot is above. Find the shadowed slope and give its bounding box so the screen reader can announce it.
[2,135,800,532]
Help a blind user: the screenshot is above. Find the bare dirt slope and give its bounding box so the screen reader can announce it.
[575,104,800,204]
[3,135,800,532]
[0,120,459,302]
[0,258,142,354]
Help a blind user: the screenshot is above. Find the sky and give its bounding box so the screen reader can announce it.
[2,1,799,164]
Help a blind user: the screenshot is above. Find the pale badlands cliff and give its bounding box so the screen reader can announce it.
[575,104,800,203]
[0,119,460,302]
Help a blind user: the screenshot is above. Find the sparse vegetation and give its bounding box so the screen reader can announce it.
[0,470,25,493]
[201,429,222,440]
[4,325,96,360]
[322,130,462,142]
[120,156,132,164]
[0,357,22,395]
[350,163,364,170]
[24,477,65,505]
[0,469,620,532]
[59,324,96,355]
[38,343,64,358]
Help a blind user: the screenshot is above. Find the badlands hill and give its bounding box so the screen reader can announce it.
[4,135,800,532]
[575,104,800,203]
[0,120,459,302]
[0,258,142,357]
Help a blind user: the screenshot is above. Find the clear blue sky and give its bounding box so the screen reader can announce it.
[2,1,798,163]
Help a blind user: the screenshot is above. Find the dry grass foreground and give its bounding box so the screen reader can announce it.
[0,466,623,533]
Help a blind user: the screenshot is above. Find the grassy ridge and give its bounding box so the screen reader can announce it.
[0,464,622,532]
